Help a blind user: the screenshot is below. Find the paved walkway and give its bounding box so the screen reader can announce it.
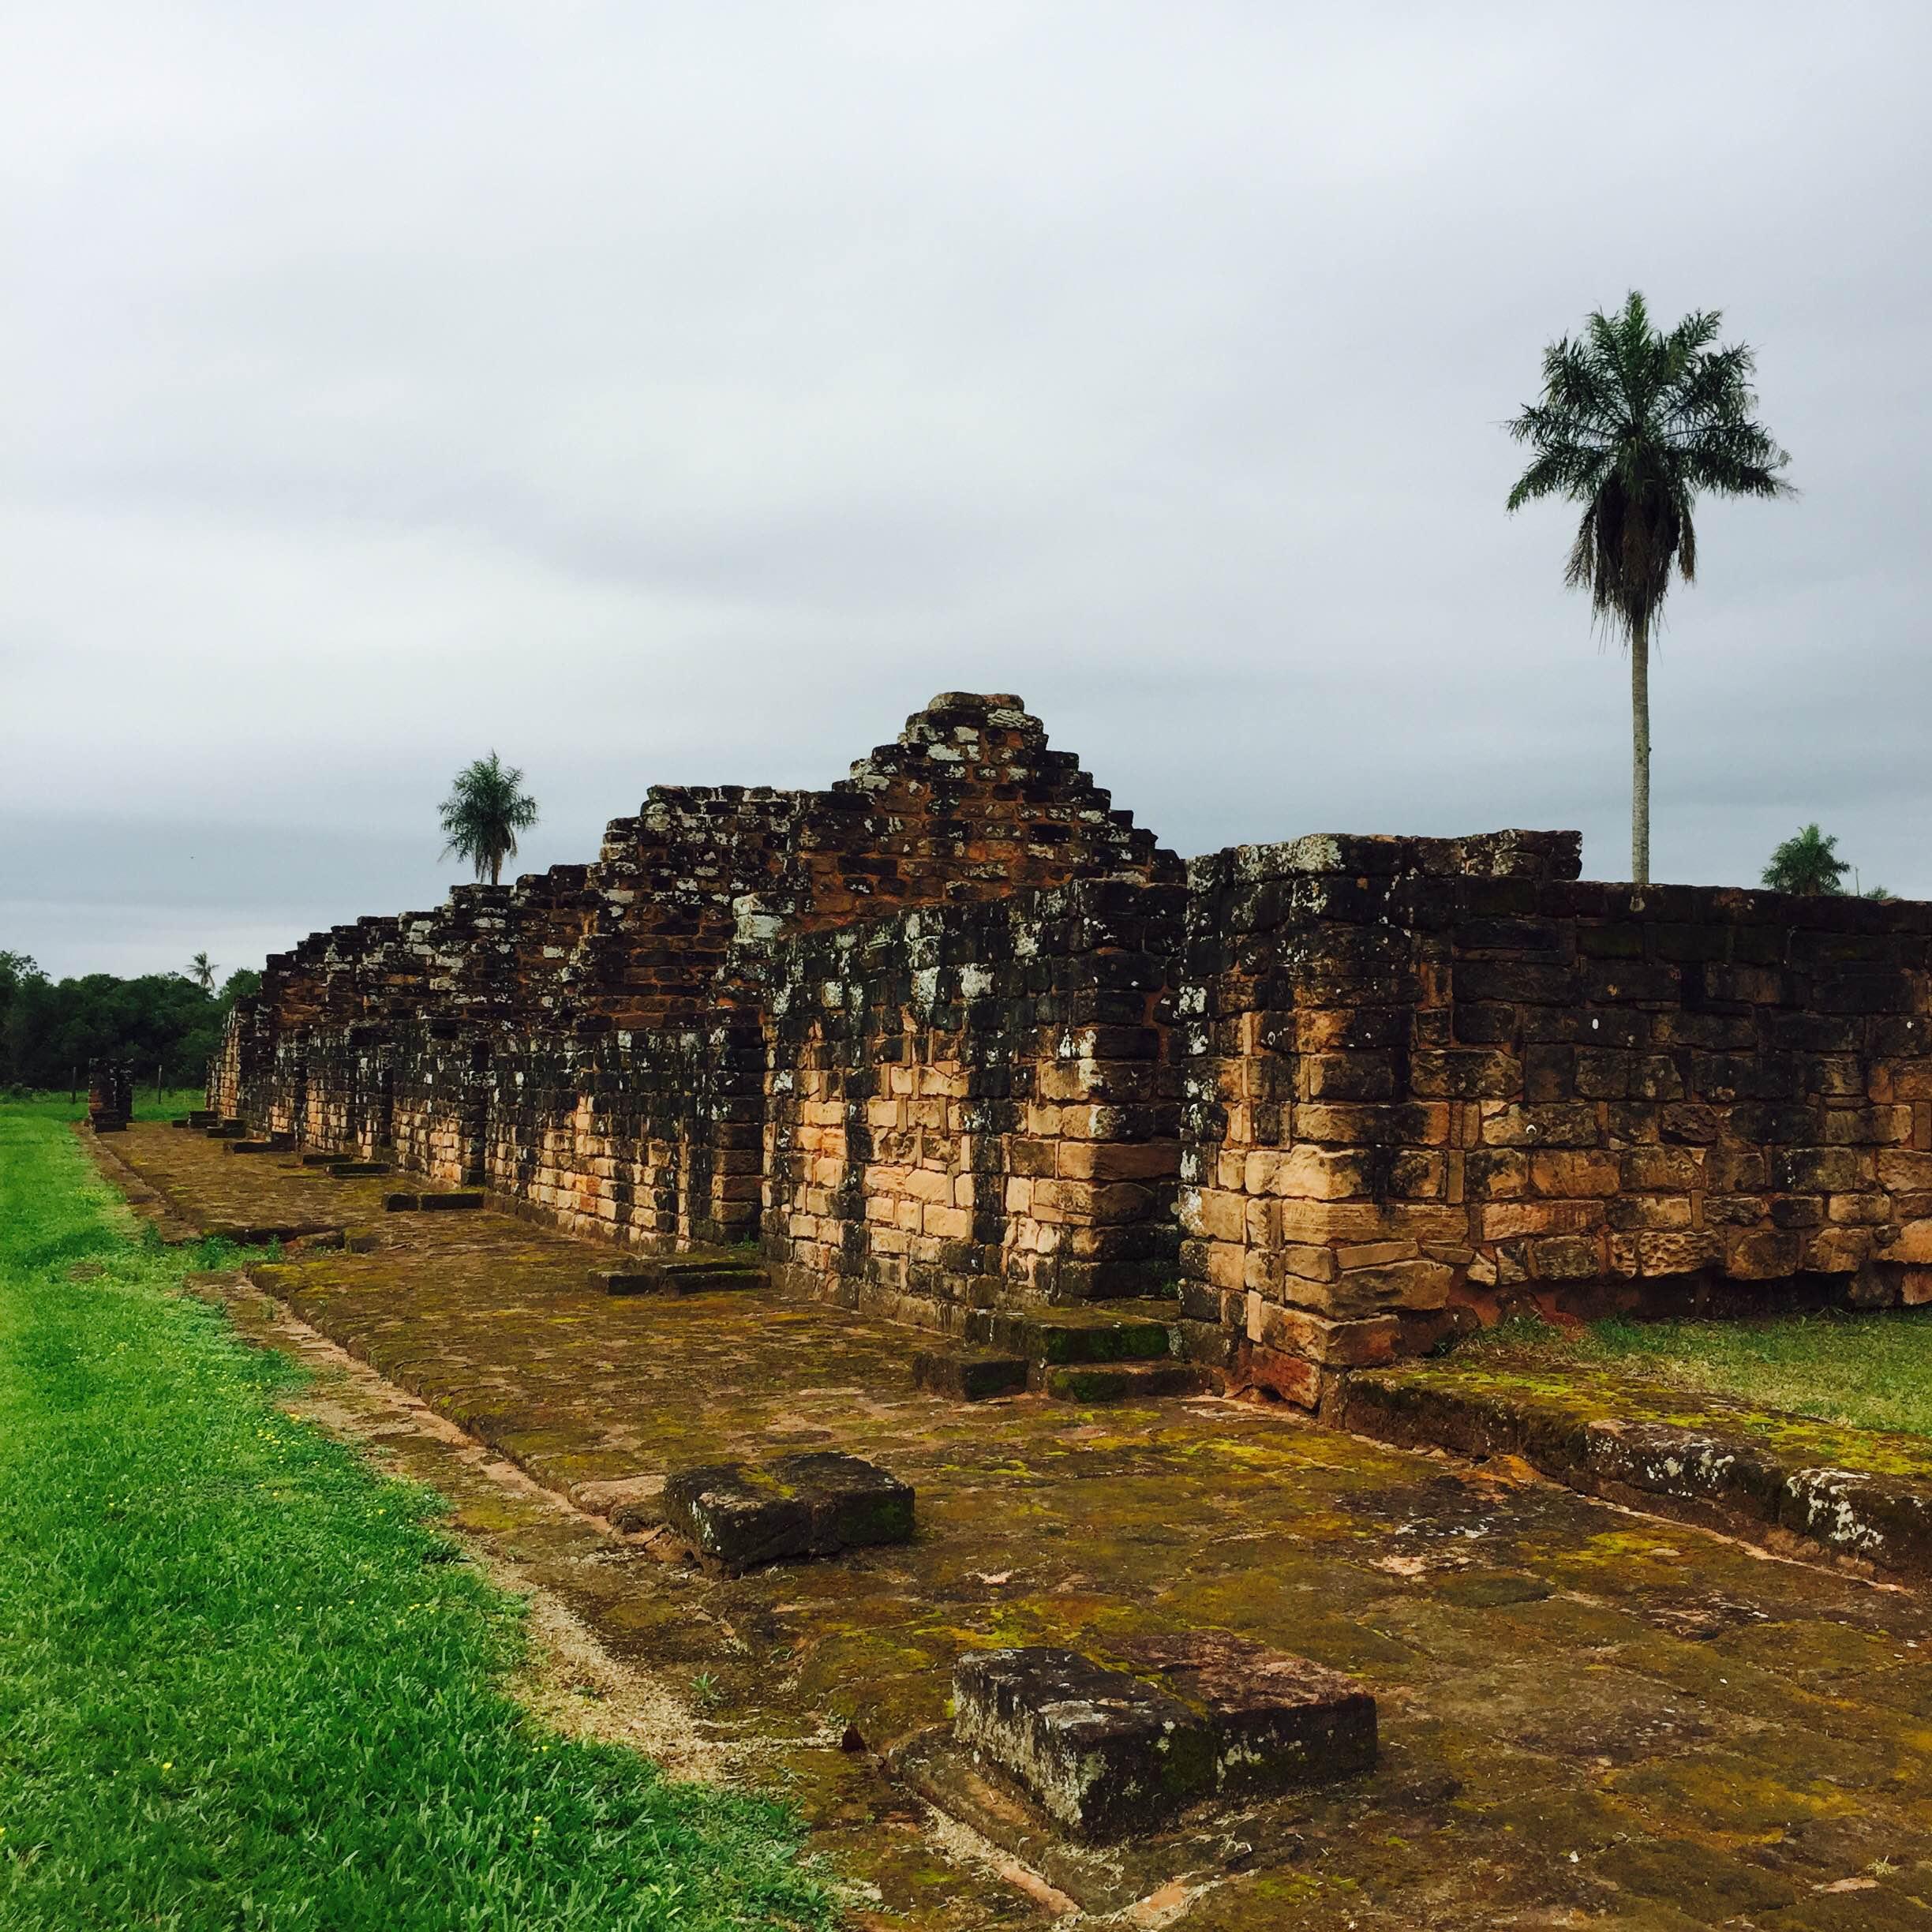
[103,1125,1932,1928]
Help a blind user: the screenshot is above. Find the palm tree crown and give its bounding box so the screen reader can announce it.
[187,952,217,994]
[1762,824,1849,897]
[1506,291,1792,884]
[439,752,540,888]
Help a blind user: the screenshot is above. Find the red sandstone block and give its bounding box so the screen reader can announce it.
[1056,1140,1178,1182]
[1245,1295,1399,1367]
[1724,1226,1802,1279]
[1238,1345,1323,1408]
[1621,1145,1702,1191]
[1527,1234,1602,1279]
[1529,1150,1620,1198]
[1605,1194,1694,1232]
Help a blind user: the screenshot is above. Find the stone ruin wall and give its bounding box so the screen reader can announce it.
[1182,829,1932,1409]
[212,693,1932,1407]
[762,882,1187,1336]
[214,695,1180,1256]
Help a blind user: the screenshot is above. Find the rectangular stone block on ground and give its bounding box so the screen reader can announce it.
[661,1451,913,1574]
[953,1636,1376,1840]
[975,1305,1174,1366]
[1043,1361,1211,1404]
[912,1349,1028,1400]
[953,1647,1215,1842]
[1115,1631,1377,1799]
[600,1257,765,1296]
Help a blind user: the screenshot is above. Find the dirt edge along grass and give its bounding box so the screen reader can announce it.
[0,1106,836,1932]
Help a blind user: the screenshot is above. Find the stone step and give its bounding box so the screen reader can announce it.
[953,1635,1376,1842]
[327,1161,392,1178]
[971,1301,1176,1367]
[299,1152,341,1167]
[599,1260,766,1297]
[1042,1360,1211,1404]
[227,1138,290,1155]
[185,1110,218,1127]
[661,1451,914,1574]
[383,1191,485,1212]
[912,1349,1029,1401]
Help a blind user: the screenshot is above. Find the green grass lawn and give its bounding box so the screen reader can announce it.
[4,1088,205,1125]
[0,1105,834,1931]
[1473,1306,1932,1441]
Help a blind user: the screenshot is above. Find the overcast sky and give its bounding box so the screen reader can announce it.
[5,2,1927,980]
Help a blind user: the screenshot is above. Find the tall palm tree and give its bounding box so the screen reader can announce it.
[1762,824,1848,896]
[188,952,217,994]
[439,751,539,887]
[1505,292,1792,884]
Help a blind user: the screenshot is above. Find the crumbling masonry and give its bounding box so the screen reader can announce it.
[213,695,1932,1406]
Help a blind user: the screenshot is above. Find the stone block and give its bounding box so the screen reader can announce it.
[1529,1150,1621,1198]
[661,1452,913,1574]
[912,1350,1028,1400]
[1245,1295,1399,1367]
[952,1648,1214,1841]
[1118,1631,1378,1803]
[953,1636,1375,1841]
[979,1309,1172,1365]
[1042,1361,1211,1403]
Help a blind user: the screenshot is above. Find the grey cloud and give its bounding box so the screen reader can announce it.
[4,1,1929,978]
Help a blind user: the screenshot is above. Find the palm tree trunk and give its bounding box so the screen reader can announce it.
[1631,613,1651,886]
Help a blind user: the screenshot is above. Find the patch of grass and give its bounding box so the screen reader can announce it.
[2,1088,204,1125]
[1468,1305,1932,1440]
[0,1106,834,1930]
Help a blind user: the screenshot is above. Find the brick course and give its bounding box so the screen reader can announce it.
[212,697,1932,1397]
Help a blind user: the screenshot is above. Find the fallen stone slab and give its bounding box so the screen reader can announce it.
[912,1348,1028,1400]
[953,1637,1376,1842]
[327,1162,391,1178]
[384,1191,485,1212]
[661,1451,913,1574]
[227,1140,280,1155]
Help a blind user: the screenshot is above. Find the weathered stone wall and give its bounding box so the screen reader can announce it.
[213,694,1179,1281]
[760,882,1184,1326]
[1181,831,1932,1409]
[210,691,1932,1397]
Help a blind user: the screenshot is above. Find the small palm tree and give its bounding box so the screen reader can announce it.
[1506,292,1792,884]
[439,752,539,887]
[1762,824,1848,896]
[188,952,217,994]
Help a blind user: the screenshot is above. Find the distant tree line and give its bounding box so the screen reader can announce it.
[0,952,261,1092]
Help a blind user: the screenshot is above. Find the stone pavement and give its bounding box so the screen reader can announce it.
[99,1125,1932,1926]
